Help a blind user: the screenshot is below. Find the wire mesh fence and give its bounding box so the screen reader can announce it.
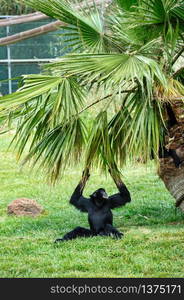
[0,16,64,94]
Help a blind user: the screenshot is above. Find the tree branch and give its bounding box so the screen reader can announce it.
[0,12,47,27]
[0,20,65,46]
[78,88,137,115]
[0,0,112,27]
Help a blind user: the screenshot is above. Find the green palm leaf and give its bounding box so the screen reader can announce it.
[85,111,115,171]
[116,0,139,11]
[0,75,63,111]
[108,92,164,163]
[45,53,167,96]
[23,117,87,182]
[25,0,112,52]
[0,74,86,174]
[0,74,85,115]
[121,0,184,31]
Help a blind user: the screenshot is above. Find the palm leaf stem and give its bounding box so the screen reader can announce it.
[78,88,138,115]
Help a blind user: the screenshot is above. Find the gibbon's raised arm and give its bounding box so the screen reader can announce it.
[70,169,90,212]
[108,170,131,209]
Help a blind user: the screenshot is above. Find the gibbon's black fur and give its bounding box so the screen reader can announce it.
[55,170,131,242]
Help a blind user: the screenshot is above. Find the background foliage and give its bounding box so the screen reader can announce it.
[0,0,35,15]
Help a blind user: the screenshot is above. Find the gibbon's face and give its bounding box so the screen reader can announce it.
[90,188,108,207]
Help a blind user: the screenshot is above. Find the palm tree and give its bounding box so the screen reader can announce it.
[0,0,184,209]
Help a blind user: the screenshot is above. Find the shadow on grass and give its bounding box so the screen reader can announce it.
[1,201,184,238]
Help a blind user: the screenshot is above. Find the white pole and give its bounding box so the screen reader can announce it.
[6,23,12,94]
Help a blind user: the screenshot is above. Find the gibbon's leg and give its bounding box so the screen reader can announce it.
[54,227,93,242]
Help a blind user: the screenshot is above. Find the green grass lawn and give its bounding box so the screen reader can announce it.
[0,133,184,278]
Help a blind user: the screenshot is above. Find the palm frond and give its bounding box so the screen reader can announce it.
[84,110,115,171]
[45,53,167,99]
[116,0,139,11]
[170,0,184,22]
[84,91,165,172]
[154,78,184,101]
[0,74,86,172]
[108,92,165,164]
[0,75,63,112]
[121,0,184,31]
[25,0,113,52]
[23,117,87,183]
[0,74,85,116]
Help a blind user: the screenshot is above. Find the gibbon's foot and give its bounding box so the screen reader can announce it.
[98,228,124,239]
[113,231,124,239]
[54,238,65,243]
[109,229,123,239]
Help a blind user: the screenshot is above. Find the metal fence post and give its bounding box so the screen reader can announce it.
[6,21,12,94]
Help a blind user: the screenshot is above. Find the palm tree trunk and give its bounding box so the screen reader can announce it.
[158,100,184,212]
